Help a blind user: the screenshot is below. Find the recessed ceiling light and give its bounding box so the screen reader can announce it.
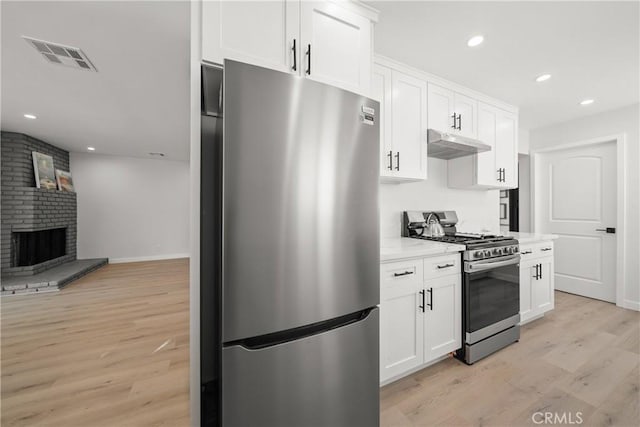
[148,152,165,157]
[87,146,96,151]
[580,99,594,106]
[535,74,551,82]
[23,114,37,119]
[467,35,484,47]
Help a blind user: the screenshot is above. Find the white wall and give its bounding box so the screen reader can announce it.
[529,103,640,309]
[70,152,190,262]
[518,128,530,154]
[380,158,500,238]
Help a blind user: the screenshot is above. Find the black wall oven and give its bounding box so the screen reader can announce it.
[457,253,520,364]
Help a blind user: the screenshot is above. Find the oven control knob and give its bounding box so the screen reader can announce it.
[493,248,502,255]
[483,250,491,257]
[514,247,519,253]
[505,247,513,254]
[474,251,483,259]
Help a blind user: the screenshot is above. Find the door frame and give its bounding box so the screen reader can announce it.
[530,133,628,309]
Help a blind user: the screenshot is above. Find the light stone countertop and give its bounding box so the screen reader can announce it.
[506,232,559,245]
[380,237,465,263]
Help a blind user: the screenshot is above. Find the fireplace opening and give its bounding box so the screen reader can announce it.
[12,228,67,267]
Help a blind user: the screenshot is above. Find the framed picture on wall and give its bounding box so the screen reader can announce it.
[55,170,75,192]
[32,151,57,190]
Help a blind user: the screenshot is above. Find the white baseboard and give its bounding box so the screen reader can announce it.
[622,299,640,311]
[109,253,190,264]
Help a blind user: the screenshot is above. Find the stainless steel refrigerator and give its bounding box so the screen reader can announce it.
[201,60,380,427]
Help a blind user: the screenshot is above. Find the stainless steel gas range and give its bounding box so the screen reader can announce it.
[403,211,520,364]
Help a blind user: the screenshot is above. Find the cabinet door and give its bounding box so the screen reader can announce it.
[533,258,554,314]
[300,1,372,94]
[392,71,428,180]
[427,83,455,133]
[475,103,498,186]
[380,279,424,382]
[495,109,518,188]
[454,93,478,139]
[519,260,536,323]
[424,274,461,363]
[373,64,394,178]
[202,0,299,73]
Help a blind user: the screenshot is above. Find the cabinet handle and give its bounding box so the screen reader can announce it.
[539,264,543,280]
[427,287,433,310]
[394,152,400,171]
[451,113,457,129]
[457,114,462,130]
[541,248,552,252]
[436,263,454,269]
[532,264,538,280]
[497,169,501,182]
[387,150,393,170]
[502,168,506,182]
[393,270,414,277]
[419,289,425,312]
[521,250,532,255]
[306,44,311,75]
[291,39,297,71]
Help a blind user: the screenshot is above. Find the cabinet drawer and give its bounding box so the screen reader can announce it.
[519,242,553,260]
[381,259,423,287]
[423,253,460,280]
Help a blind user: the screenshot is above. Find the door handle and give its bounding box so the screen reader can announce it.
[387,150,393,170]
[436,263,454,269]
[427,288,433,310]
[419,289,425,312]
[394,152,400,171]
[305,44,311,75]
[291,39,297,71]
[595,227,616,234]
[393,270,414,277]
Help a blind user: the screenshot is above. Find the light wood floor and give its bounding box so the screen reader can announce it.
[381,291,640,427]
[2,260,639,427]
[1,259,190,427]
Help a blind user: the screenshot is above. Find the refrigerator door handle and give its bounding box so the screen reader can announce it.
[225,308,375,350]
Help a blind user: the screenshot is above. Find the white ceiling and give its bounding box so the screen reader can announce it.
[1,1,190,160]
[368,1,639,130]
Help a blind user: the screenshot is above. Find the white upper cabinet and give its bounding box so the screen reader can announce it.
[202,1,377,96]
[390,71,428,181]
[495,109,518,188]
[372,64,394,179]
[374,62,427,182]
[202,0,298,73]
[453,92,478,139]
[426,84,455,133]
[447,102,518,189]
[427,84,477,138]
[300,1,373,94]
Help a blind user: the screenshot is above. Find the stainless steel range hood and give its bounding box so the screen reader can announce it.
[427,129,491,160]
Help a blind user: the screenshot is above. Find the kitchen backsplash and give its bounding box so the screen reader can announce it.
[380,158,500,238]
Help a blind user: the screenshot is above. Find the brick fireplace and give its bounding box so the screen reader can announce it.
[1,132,106,294]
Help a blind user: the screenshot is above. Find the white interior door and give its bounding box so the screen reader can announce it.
[535,141,617,302]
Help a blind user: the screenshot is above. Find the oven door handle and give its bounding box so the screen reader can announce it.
[465,254,520,273]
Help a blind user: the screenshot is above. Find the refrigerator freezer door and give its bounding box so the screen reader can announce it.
[222,60,380,342]
[222,308,379,427]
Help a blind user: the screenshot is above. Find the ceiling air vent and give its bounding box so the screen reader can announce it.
[22,36,97,72]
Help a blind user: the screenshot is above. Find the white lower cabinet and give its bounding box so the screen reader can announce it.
[380,255,461,384]
[519,242,555,324]
[423,275,462,362]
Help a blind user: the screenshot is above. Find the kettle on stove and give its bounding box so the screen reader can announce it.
[425,213,445,237]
